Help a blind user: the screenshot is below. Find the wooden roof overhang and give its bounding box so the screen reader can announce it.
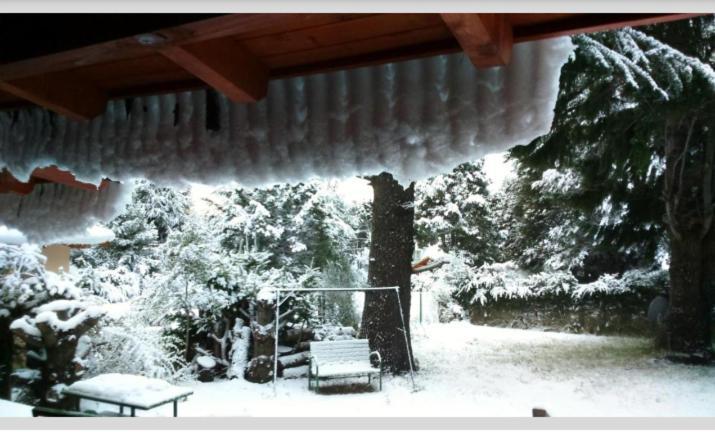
[0,13,698,193]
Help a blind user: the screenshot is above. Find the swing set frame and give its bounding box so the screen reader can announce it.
[269,286,417,392]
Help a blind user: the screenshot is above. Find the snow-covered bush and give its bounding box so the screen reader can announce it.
[462,261,665,306]
[415,161,499,263]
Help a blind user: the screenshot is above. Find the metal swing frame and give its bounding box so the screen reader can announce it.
[269,286,416,392]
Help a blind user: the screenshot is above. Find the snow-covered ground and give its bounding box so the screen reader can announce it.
[68,322,715,417]
[0,399,32,417]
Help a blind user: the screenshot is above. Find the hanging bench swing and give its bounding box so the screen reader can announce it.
[269,286,416,393]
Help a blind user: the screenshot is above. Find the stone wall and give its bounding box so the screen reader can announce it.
[468,294,653,336]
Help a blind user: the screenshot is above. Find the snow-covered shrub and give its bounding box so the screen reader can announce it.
[85,305,188,382]
[318,261,362,328]
[463,261,665,305]
[10,300,105,406]
[1,244,81,315]
[414,161,499,263]
[71,263,141,303]
[411,250,477,322]
[460,260,666,334]
[1,244,82,399]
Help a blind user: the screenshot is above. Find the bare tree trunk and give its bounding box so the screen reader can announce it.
[664,113,714,362]
[0,323,12,400]
[360,172,416,373]
[184,281,192,363]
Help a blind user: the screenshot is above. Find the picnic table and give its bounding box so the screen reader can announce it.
[62,373,193,417]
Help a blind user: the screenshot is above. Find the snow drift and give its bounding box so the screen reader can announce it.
[0,38,573,242]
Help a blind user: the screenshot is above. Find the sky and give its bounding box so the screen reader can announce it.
[190,152,515,210]
[482,152,516,194]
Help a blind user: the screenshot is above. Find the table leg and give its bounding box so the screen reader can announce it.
[173,400,178,417]
[131,407,135,417]
[76,397,81,411]
[120,405,124,415]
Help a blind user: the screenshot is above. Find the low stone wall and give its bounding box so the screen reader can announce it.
[468,294,653,336]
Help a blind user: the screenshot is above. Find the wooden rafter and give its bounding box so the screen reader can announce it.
[0,72,107,121]
[440,14,513,68]
[160,38,268,103]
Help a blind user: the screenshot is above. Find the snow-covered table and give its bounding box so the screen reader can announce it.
[62,374,193,417]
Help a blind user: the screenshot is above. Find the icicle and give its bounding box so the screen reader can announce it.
[0,182,133,244]
[0,38,574,189]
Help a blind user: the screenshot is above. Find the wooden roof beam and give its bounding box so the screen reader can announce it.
[160,37,268,102]
[0,72,107,120]
[440,14,513,68]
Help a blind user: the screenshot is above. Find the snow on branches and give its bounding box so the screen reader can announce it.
[0,244,80,317]
[575,26,715,101]
[463,261,666,306]
[530,168,582,195]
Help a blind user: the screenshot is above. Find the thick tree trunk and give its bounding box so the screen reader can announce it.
[668,236,711,357]
[0,323,12,400]
[664,114,714,362]
[245,300,275,383]
[360,172,415,373]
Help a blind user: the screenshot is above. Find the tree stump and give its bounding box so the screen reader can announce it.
[245,299,276,383]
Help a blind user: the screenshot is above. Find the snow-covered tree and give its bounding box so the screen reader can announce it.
[415,161,499,265]
[72,179,190,298]
[508,16,715,358]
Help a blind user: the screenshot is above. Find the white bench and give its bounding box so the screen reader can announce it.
[308,339,382,391]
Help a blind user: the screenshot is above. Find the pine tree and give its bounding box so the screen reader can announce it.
[508,16,715,359]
